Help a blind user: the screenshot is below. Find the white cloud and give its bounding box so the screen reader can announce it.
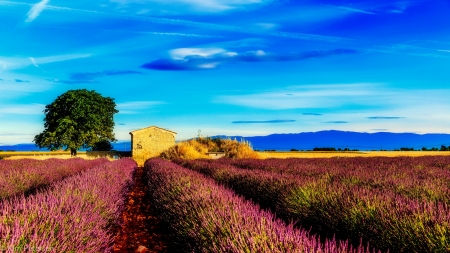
[214,83,381,110]
[0,103,45,115]
[197,62,220,69]
[254,23,277,30]
[214,84,450,128]
[110,0,271,12]
[1,1,346,42]
[0,53,91,71]
[0,77,52,101]
[117,101,165,114]
[335,6,375,14]
[35,53,91,64]
[25,0,50,23]
[29,57,39,68]
[169,48,226,60]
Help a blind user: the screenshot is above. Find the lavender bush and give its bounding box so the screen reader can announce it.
[175,158,450,252]
[222,156,450,203]
[0,158,136,253]
[146,158,372,253]
[0,158,109,200]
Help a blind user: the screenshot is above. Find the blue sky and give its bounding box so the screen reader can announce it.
[1,0,450,144]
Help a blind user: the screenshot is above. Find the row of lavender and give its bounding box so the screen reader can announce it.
[0,158,109,200]
[145,158,374,253]
[0,158,136,252]
[174,158,450,253]
[219,156,450,203]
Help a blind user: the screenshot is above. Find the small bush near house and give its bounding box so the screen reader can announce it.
[160,137,259,160]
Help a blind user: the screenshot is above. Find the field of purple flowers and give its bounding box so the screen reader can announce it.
[0,158,136,252]
[145,158,373,253]
[3,156,448,252]
[0,158,110,200]
[173,156,450,253]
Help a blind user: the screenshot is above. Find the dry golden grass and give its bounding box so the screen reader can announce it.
[160,137,260,160]
[258,151,450,159]
[160,140,210,160]
[1,152,115,160]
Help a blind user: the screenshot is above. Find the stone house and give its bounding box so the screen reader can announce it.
[129,126,176,166]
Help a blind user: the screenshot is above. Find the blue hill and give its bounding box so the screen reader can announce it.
[216,130,450,151]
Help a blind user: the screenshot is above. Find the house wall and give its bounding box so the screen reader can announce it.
[207,152,225,159]
[131,127,176,166]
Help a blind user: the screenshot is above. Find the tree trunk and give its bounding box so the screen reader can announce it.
[70,148,77,157]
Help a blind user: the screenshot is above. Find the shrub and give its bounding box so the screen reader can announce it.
[313,147,337,151]
[91,140,114,151]
[160,137,259,160]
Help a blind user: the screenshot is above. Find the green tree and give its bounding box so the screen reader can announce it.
[34,89,118,156]
[91,140,114,151]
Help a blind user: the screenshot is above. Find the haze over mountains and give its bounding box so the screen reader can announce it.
[3,130,450,152]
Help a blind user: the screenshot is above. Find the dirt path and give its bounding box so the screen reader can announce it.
[113,167,172,253]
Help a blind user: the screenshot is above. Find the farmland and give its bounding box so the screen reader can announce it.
[2,155,450,252]
[258,150,450,159]
[0,158,136,252]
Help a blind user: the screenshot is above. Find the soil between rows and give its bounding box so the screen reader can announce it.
[113,167,173,253]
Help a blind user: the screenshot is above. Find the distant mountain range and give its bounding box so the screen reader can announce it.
[216,130,450,151]
[3,130,450,152]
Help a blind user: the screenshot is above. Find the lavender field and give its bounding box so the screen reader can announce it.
[171,156,450,253]
[145,158,371,253]
[2,156,449,252]
[0,158,110,200]
[0,158,136,252]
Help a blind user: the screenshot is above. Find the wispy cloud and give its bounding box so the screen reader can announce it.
[324,121,348,124]
[70,70,142,80]
[141,48,358,71]
[0,103,45,115]
[371,129,389,131]
[214,83,379,110]
[117,101,165,114]
[325,4,375,15]
[0,53,91,71]
[0,133,35,136]
[36,54,91,64]
[25,0,50,23]
[325,1,420,16]
[15,79,30,83]
[337,6,375,14]
[232,120,296,124]
[102,30,223,38]
[48,70,142,84]
[367,116,405,119]
[0,81,50,94]
[1,1,347,42]
[110,0,275,13]
[29,57,39,67]
[387,1,412,14]
[303,113,322,116]
[47,79,100,84]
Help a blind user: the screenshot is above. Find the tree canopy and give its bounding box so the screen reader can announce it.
[34,89,118,155]
[91,140,114,151]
